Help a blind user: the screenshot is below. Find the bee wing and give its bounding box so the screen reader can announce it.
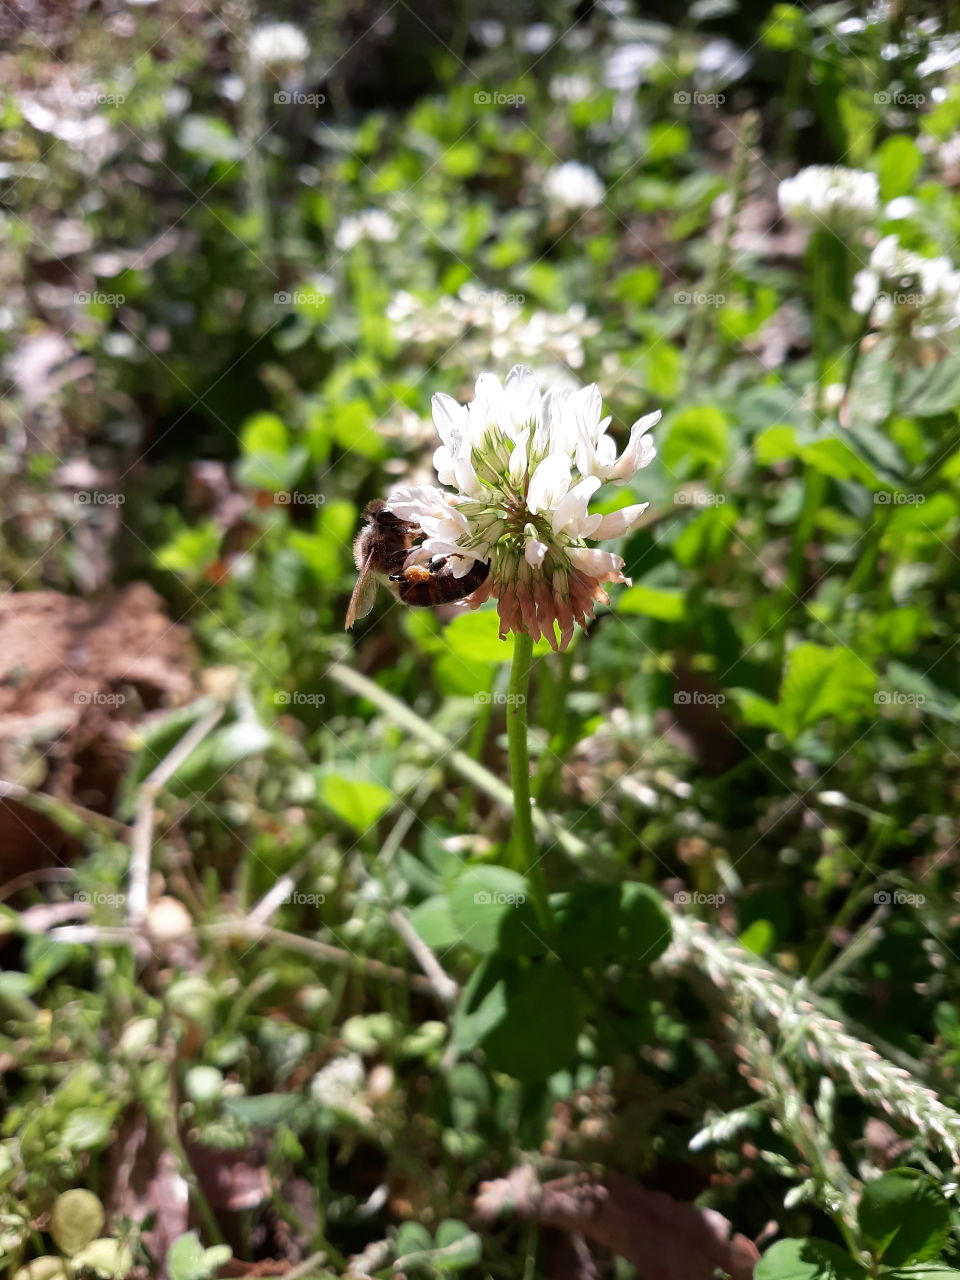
[345,558,379,629]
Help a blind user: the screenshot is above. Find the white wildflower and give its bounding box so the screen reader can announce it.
[777,165,879,232]
[249,22,310,70]
[543,161,605,212]
[852,234,960,339]
[386,365,658,650]
[334,209,399,252]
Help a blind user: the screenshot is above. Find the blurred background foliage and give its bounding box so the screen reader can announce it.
[3,0,960,1275]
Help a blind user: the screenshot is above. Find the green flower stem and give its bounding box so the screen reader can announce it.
[506,632,553,933]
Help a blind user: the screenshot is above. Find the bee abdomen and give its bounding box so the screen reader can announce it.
[393,558,490,607]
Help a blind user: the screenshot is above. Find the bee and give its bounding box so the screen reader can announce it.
[345,499,490,629]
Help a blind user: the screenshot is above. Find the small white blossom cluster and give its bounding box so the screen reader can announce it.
[387,365,658,648]
[387,284,601,374]
[853,235,960,338]
[249,22,310,69]
[777,165,879,232]
[310,1053,370,1122]
[334,209,399,253]
[543,161,606,212]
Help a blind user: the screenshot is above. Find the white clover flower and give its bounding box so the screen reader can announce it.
[550,74,594,104]
[311,1053,369,1121]
[249,22,310,69]
[387,285,600,373]
[334,209,398,252]
[777,165,879,232]
[852,234,960,339]
[543,161,605,212]
[386,365,658,650]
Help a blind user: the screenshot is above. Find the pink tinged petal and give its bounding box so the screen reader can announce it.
[527,454,572,515]
[592,502,649,538]
[567,546,628,581]
[525,536,549,567]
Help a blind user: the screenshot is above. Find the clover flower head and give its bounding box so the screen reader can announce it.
[386,365,658,650]
[777,165,879,231]
[249,22,310,69]
[334,209,399,252]
[853,234,960,338]
[543,161,605,211]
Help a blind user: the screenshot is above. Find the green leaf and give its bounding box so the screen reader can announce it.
[223,1093,306,1128]
[408,896,461,949]
[662,406,729,474]
[756,1238,863,1280]
[800,438,881,488]
[617,585,686,621]
[49,1189,104,1256]
[480,958,582,1083]
[876,134,923,200]
[755,425,800,465]
[618,883,673,965]
[167,1232,233,1280]
[858,1169,951,1267]
[70,1239,135,1279]
[60,1108,111,1151]
[777,644,876,740]
[448,867,544,955]
[316,774,394,833]
[902,355,960,417]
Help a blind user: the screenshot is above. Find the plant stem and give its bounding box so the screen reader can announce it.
[506,633,553,932]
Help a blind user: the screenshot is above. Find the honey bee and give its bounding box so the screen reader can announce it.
[345,499,490,629]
